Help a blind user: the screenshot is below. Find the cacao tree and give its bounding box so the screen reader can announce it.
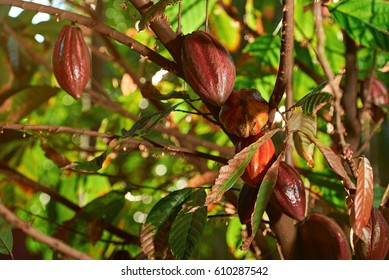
[0,0,388,260]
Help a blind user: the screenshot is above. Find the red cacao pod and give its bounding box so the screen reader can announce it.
[237,184,259,224]
[219,88,269,138]
[235,133,276,188]
[52,25,90,99]
[299,212,352,260]
[269,162,306,221]
[353,207,389,260]
[181,30,236,106]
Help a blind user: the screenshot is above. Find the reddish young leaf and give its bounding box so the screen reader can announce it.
[307,134,355,189]
[352,157,374,239]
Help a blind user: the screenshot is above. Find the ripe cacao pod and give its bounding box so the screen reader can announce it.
[269,162,306,221]
[219,88,269,138]
[299,212,352,260]
[52,25,90,99]
[237,184,259,224]
[353,207,389,260]
[181,30,236,106]
[235,132,276,188]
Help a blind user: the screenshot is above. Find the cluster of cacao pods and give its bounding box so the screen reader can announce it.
[52,24,90,99]
[180,30,308,225]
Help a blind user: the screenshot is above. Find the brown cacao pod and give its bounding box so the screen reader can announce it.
[269,162,306,221]
[219,88,269,138]
[237,184,259,224]
[52,25,90,99]
[235,132,276,188]
[181,30,236,106]
[353,207,389,260]
[299,212,352,259]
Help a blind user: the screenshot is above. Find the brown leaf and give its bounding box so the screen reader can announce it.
[140,224,169,260]
[307,134,355,189]
[352,157,374,239]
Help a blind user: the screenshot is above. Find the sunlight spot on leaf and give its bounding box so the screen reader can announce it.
[134,211,147,223]
[42,159,54,171]
[8,7,23,17]
[138,98,149,110]
[39,193,51,207]
[32,12,50,24]
[152,69,168,86]
[34,34,45,43]
[175,178,188,190]
[155,164,167,176]
[62,94,74,106]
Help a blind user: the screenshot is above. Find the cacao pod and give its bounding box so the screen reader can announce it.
[235,132,276,188]
[269,162,306,221]
[181,30,236,106]
[219,88,269,138]
[237,184,259,224]
[52,25,90,99]
[353,207,389,260]
[299,212,352,259]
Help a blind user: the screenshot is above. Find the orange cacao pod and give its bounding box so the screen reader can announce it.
[269,162,306,221]
[219,88,269,138]
[235,133,276,188]
[52,25,90,99]
[181,31,236,106]
[299,212,352,259]
[353,207,389,260]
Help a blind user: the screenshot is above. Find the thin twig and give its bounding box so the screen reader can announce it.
[0,203,93,260]
[0,123,229,163]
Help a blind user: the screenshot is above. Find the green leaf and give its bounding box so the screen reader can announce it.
[328,0,389,51]
[169,189,207,260]
[241,157,281,250]
[145,188,192,228]
[0,216,13,255]
[166,0,215,34]
[205,128,281,206]
[141,188,192,259]
[243,34,281,68]
[210,4,241,52]
[293,82,333,114]
[79,191,126,224]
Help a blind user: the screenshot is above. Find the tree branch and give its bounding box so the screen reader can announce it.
[268,0,295,126]
[0,0,179,74]
[0,203,92,260]
[342,33,361,152]
[128,0,183,63]
[0,123,232,162]
[0,161,139,244]
[313,0,358,178]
